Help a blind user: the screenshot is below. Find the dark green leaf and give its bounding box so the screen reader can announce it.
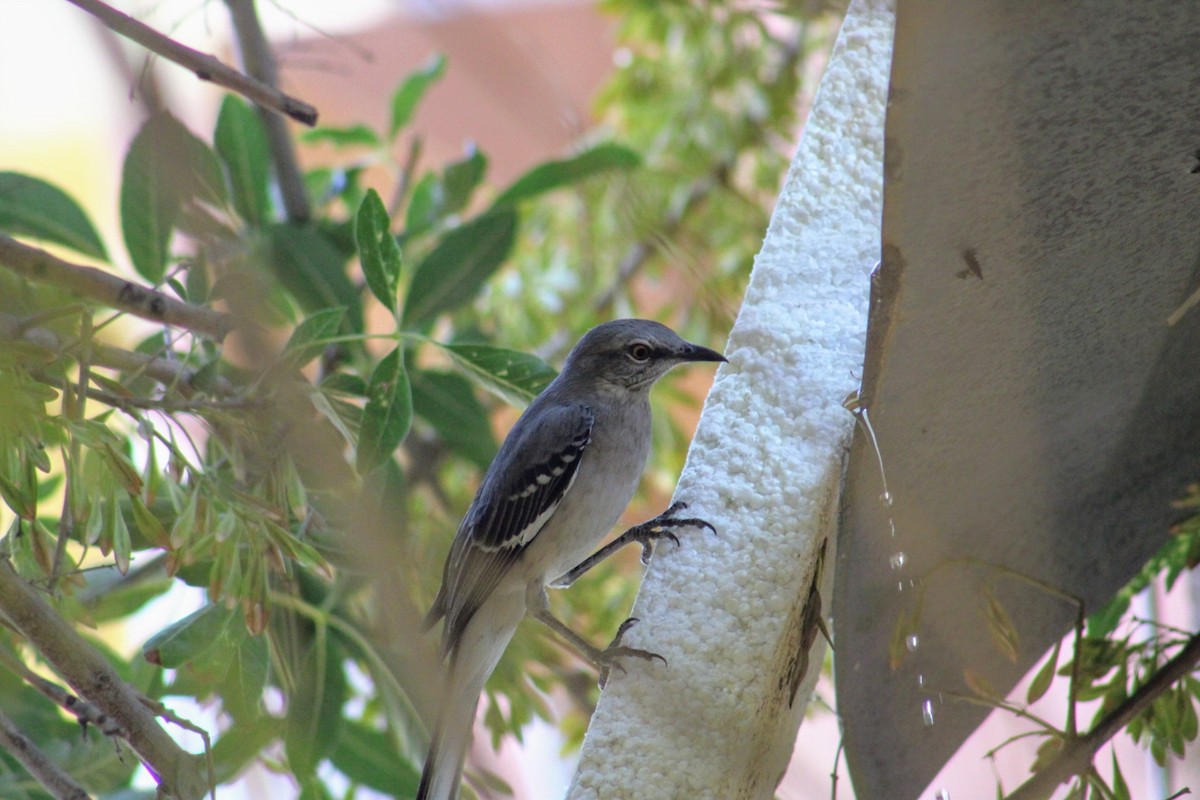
[390,54,447,138]
[491,143,641,208]
[439,342,555,406]
[120,113,226,283]
[354,189,402,311]
[215,96,272,224]
[300,124,381,149]
[298,776,334,800]
[357,347,413,474]
[284,307,347,367]
[0,172,108,259]
[411,369,497,468]
[402,209,517,326]
[403,171,439,237]
[266,222,364,331]
[441,147,489,216]
[285,640,347,777]
[143,603,234,667]
[330,718,420,794]
[1027,638,1062,704]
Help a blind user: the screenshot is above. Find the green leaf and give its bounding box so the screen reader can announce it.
[0,172,108,260]
[1027,637,1062,704]
[491,143,641,208]
[143,603,234,668]
[120,112,226,283]
[331,718,420,794]
[86,576,174,625]
[284,307,348,367]
[218,631,268,721]
[357,347,413,474]
[389,54,447,138]
[402,209,517,327]
[266,222,364,331]
[212,715,277,784]
[285,639,347,777]
[298,776,334,800]
[411,369,498,468]
[215,96,272,224]
[300,124,381,149]
[441,147,489,216]
[1110,749,1130,800]
[438,342,555,407]
[354,189,402,312]
[403,171,439,237]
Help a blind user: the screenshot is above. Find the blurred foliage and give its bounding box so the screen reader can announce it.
[0,0,839,797]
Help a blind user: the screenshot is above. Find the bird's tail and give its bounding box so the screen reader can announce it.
[417,594,524,800]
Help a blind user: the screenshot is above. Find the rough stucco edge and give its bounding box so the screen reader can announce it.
[566,1,894,798]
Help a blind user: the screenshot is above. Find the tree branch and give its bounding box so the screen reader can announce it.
[1005,632,1200,800]
[224,0,313,222]
[0,236,235,342]
[0,707,90,800]
[0,560,208,800]
[63,0,317,126]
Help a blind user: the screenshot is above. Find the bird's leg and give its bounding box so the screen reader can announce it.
[549,501,716,589]
[526,586,665,688]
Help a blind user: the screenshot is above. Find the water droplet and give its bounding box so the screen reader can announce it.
[917,674,926,687]
[906,634,920,652]
[922,699,935,726]
[889,551,907,570]
[935,790,950,800]
[897,581,904,592]
[880,490,893,507]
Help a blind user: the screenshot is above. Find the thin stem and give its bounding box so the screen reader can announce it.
[0,707,90,800]
[63,0,317,125]
[0,236,235,341]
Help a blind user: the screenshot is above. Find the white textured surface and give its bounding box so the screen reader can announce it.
[566,2,894,798]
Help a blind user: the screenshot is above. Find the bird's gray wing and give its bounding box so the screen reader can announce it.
[438,402,594,655]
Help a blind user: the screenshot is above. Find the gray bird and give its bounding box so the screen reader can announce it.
[417,318,726,800]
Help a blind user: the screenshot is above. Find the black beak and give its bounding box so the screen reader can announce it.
[679,342,728,364]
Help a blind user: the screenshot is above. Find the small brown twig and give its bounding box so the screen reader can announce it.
[0,236,235,342]
[63,0,317,126]
[0,707,90,800]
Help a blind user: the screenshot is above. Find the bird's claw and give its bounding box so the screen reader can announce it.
[632,502,718,565]
[596,618,666,688]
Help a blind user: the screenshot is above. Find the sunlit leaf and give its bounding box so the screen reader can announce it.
[0,172,108,259]
[389,54,447,138]
[1027,638,1061,704]
[357,346,413,474]
[438,342,555,407]
[284,307,347,367]
[301,124,381,149]
[491,143,641,208]
[354,189,402,312]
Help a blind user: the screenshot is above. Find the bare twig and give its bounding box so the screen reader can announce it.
[63,0,317,125]
[224,0,312,222]
[0,559,208,800]
[0,236,235,341]
[0,707,90,800]
[1005,632,1200,800]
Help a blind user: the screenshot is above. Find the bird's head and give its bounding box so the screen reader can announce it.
[559,319,726,394]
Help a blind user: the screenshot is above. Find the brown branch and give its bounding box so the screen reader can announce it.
[63,0,317,126]
[0,708,91,800]
[224,0,313,222]
[0,560,208,800]
[1006,632,1200,800]
[0,236,235,342]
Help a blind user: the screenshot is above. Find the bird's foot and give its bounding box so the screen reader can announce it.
[596,617,666,689]
[626,501,717,565]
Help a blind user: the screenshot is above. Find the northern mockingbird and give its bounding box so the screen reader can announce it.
[417,318,725,800]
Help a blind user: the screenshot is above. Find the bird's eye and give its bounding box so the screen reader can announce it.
[627,342,652,362]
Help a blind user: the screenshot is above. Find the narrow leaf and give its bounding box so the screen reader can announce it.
[0,172,108,259]
[143,603,234,667]
[439,342,556,407]
[983,585,1021,662]
[491,143,641,208]
[285,640,347,777]
[1110,750,1130,800]
[354,189,402,311]
[1027,638,1062,704]
[441,147,488,216]
[300,124,381,149]
[357,347,413,474]
[284,307,347,367]
[215,96,272,224]
[390,54,447,138]
[401,209,517,326]
[219,632,268,721]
